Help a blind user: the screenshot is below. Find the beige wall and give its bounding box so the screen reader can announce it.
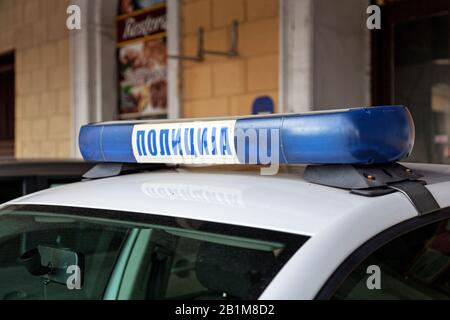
[181,0,279,117]
[0,0,72,159]
[0,0,280,159]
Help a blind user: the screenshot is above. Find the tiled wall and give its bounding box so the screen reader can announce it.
[0,0,72,159]
[181,0,279,117]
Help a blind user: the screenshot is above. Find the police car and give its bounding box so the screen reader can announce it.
[0,105,449,300]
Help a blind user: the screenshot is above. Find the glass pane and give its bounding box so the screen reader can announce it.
[0,206,307,300]
[394,14,450,164]
[145,228,287,300]
[333,218,450,299]
[0,211,130,300]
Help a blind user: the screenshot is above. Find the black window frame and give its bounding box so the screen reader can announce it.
[316,206,450,299]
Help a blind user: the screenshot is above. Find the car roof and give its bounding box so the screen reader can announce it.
[5,163,450,236]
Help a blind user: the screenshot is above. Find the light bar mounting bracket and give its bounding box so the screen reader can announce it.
[304,162,440,215]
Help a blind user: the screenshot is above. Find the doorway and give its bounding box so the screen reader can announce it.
[372,0,450,164]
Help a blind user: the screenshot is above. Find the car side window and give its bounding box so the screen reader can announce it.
[0,214,130,300]
[117,225,301,300]
[330,217,450,299]
[0,205,308,300]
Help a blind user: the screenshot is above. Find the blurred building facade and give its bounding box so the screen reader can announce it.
[0,0,448,164]
[0,0,72,159]
[181,0,279,118]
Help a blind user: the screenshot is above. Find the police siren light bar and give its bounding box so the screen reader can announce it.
[79,105,415,165]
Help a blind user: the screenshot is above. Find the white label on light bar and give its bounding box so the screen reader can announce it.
[132,120,239,164]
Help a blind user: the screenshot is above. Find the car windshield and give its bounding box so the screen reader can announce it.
[0,205,308,300]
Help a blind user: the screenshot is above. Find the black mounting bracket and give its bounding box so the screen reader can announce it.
[304,162,440,215]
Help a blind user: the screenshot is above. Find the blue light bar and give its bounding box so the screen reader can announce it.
[79,106,415,165]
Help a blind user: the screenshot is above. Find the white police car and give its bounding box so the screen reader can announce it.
[0,106,449,300]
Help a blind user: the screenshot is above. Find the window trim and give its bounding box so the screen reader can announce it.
[316,206,450,300]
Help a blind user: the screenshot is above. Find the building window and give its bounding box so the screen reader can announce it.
[0,52,15,158]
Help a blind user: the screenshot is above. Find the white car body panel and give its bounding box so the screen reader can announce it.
[2,163,450,299]
[5,169,374,236]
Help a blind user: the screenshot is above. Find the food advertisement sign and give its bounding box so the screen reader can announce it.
[117,0,167,118]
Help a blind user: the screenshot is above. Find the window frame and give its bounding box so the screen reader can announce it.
[316,206,450,299]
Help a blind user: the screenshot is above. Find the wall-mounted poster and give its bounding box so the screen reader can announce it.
[117,0,167,119]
